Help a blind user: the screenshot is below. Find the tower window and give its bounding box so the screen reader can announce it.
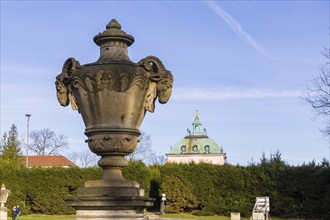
[192,145,198,152]
[204,145,210,153]
[181,145,186,153]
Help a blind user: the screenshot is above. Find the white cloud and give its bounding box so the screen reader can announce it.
[172,87,302,100]
[205,1,276,60]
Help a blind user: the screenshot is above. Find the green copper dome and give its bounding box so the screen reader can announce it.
[169,111,223,154]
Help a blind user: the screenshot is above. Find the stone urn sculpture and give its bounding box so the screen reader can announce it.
[0,184,11,220]
[55,19,173,219]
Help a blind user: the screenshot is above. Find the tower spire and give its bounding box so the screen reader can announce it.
[192,110,202,135]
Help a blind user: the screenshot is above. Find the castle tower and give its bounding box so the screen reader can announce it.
[166,111,227,165]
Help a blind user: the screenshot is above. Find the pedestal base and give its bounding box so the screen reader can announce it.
[0,207,8,220]
[66,182,154,220]
[67,195,154,220]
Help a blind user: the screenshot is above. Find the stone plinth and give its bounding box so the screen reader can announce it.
[231,212,240,220]
[67,194,154,219]
[0,207,9,220]
[66,179,154,219]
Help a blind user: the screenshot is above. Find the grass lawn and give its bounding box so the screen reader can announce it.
[163,213,237,219]
[165,214,286,220]
[19,214,286,220]
[20,215,233,220]
[165,214,288,220]
[21,215,75,220]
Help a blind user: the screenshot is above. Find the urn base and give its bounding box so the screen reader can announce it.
[66,195,154,220]
[0,207,9,220]
[66,181,154,220]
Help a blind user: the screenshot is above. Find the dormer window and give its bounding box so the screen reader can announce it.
[181,145,186,153]
[192,145,198,152]
[204,145,210,153]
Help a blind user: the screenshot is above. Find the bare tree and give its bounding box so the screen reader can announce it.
[304,47,330,137]
[67,151,79,165]
[29,128,68,155]
[67,150,99,168]
[148,154,167,165]
[126,131,157,164]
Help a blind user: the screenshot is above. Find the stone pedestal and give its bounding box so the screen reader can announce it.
[67,196,154,220]
[0,207,9,220]
[231,212,240,220]
[66,179,154,219]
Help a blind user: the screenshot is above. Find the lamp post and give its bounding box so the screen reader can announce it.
[25,114,31,168]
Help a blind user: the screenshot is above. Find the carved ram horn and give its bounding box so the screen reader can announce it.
[55,57,81,110]
[138,56,174,112]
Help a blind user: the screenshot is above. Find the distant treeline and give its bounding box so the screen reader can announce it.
[1,154,329,219]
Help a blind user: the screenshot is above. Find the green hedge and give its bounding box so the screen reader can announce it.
[1,167,102,215]
[159,161,330,219]
[1,160,329,219]
[0,162,156,215]
[160,163,255,216]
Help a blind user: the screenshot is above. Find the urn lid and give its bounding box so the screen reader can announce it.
[93,19,135,47]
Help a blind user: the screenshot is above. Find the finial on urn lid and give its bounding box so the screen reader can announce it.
[93,19,135,47]
[106,19,122,29]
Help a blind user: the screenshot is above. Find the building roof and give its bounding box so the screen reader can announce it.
[168,111,224,155]
[21,155,78,168]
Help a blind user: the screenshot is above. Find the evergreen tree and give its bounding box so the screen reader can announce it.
[0,124,23,168]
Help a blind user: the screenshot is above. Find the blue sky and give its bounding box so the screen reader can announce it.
[1,1,329,165]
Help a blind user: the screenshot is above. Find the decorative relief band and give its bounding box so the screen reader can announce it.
[72,70,147,93]
[56,56,173,114]
[87,134,139,154]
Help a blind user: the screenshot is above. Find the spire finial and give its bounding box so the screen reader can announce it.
[195,110,199,118]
